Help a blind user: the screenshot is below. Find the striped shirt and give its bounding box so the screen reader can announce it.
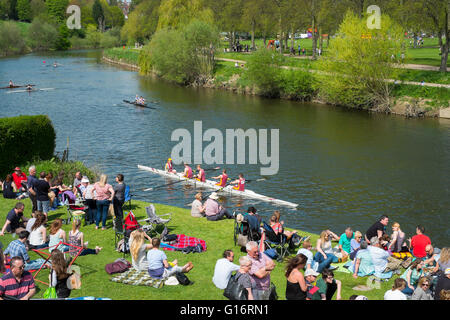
[0,271,35,299]
[4,240,29,262]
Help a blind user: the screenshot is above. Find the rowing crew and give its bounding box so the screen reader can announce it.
[164,158,245,191]
[135,95,146,105]
[6,81,33,90]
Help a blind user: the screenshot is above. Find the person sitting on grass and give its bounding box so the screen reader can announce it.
[0,256,36,300]
[68,219,102,257]
[12,167,27,193]
[351,241,375,278]
[4,231,49,271]
[316,268,342,300]
[0,202,28,237]
[212,249,240,290]
[400,258,424,295]
[28,213,48,250]
[147,237,193,279]
[304,269,322,300]
[48,219,69,253]
[412,276,433,300]
[204,192,233,221]
[367,236,392,279]
[190,193,205,218]
[338,227,354,260]
[1,174,18,199]
[388,222,406,253]
[313,230,340,269]
[129,229,153,271]
[434,268,450,300]
[384,278,407,300]
[349,231,363,260]
[0,244,6,274]
[49,249,72,299]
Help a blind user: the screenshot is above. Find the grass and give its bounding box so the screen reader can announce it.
[103,47,140,66]
[0,195,401,300]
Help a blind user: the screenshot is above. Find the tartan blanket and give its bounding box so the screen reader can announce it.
[110,269,165,288]
[162,234,207,252]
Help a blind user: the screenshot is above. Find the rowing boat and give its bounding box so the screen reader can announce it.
[0,85,35,89]
[137,164,299,208]
[6,88,55,93]
[123,100,156,109]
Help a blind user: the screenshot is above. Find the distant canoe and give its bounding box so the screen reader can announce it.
[6,88,55,93]
[123,100,156,109]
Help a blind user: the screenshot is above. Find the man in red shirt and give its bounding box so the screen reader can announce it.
[409,225,431,258]
[12,167,27,192]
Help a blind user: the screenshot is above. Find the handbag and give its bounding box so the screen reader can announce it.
[223,273,248,300]
[43,286,57,299]
[237,234,248,247]
[269,282,278,300]
[175,272,192,285]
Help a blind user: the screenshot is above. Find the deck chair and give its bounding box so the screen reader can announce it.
[140,204,172,236]
[261,221,290,262]
[124,185,132,211]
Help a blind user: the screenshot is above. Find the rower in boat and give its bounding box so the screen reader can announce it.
[195,164,206,182]
[26,84,33,91]
[212,169,228,187]
[139,96,146,105]
[164,158,177,174]
[183,163,193,179]
[230,173,245,191]
[8,80,14,87]
[135,94,139,103]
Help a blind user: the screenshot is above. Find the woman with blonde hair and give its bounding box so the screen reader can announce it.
[388,222,406,253]
[129,229,153,271]
[437,247,450,273]
[93,174,115,230]
[349,231,363,260]
[313,230,340,269]
[48,219,69,252]
[191,193,205,218]
[68,219,102,257]
[412,276,433,300]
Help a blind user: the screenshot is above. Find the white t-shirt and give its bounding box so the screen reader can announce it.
[384,289,407,300]
[29,225,45,245]
[26,218,36,233]
[212,258,240,290]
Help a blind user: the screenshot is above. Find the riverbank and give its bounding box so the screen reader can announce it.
[102,48,450,118]
[0,195,398,300]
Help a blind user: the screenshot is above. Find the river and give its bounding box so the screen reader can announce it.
[1,50,449,247]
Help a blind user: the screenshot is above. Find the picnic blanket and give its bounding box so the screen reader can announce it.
[162,234,207,252]
[111,269,166,288]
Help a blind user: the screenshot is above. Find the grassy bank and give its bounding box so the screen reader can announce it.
[0,195,399,300]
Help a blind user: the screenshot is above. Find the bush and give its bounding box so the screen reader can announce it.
[0,115,56,177]
[279,68,315,101]
[0,20,28,56]
[27,18,58,50]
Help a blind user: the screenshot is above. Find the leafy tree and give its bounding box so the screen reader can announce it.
[16,0,32,21]
[109,5,124,28]
[157,0,214,30]
[30,0,47,20]
[92,0,105,31]
[0,20,27,55]
[85,23,102,47]
[54,23,71,50]
[315,11,404,111]
[27,17,58,50]
[120,0,161,44]
[45,0,69,24]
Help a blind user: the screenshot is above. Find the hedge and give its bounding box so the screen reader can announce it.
[0,115,56,178]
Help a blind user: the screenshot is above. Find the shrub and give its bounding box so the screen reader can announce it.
[27,18,58,50]
[0,115,56,177]
[279,68,315,101]
[0,20,28,56]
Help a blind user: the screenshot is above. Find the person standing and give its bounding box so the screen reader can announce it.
[35,172,51,217]
[93,174,115,231]
[212,250,240,290]
[246,241,275,300]
[83,178,96,225]
[113,174,126,232]
[27,166,38,215]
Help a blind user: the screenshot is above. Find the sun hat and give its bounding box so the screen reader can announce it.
[209,192,219,200]
[81,177,89,183]
[304,269,320,277]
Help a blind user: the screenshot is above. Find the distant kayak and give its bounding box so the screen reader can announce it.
[123,99,156,109]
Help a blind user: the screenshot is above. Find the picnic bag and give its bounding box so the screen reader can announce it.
[105,258,131,275]
[223,273,247,300]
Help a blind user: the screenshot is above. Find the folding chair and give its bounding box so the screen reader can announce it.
[124,185,132,211]
[233,214,261,247]
[61,191,87,225]
[140,205,172,236]
[261,221,290,262]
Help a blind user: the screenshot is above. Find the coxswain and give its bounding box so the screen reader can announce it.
[26,84,33,91]
[140,96,146,104]
[8,80,14,87]
[195,164,205,182]
[165,158,176,173]
[183,163,193,179]
[212,169,228,187]
[135,94,139,103]
[231,173,245,191]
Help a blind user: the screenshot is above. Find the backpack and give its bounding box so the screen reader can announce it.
[175,272,193,286]
[105,258,131,275]
[123,211,139,231]
[223,273,248,300]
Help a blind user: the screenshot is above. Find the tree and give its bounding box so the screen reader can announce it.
[157,0,214,30]
[92,0,105,31]
[109,5,125,28]
[30,0,47,20]
[45,0,69,24]
[54,23,71,50]
[0,20,27,56]
[28,17,58,50]
[16,0,32,21]
[315,11,404,111]
[120,0,161,44]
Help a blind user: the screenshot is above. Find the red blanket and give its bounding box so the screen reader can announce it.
[162,234,207,252]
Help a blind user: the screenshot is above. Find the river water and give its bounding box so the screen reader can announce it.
[1,50,449,247]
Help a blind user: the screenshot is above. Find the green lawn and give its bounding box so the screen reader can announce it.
[0,195,400,300]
